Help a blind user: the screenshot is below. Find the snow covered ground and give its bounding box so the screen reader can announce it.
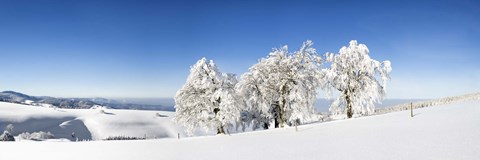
[0,102,180,141]
[1,100,479,160]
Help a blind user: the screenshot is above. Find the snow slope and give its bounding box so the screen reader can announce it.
[1,100,479,160]
[0,102,179,141]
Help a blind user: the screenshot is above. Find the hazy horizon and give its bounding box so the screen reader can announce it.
[1,89,431,112]
[110,98,431,112]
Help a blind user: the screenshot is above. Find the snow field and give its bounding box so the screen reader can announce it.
[0,102,180,141]
[1,100,479,160]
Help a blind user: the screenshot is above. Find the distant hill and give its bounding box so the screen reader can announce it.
[0,91,174,111]
[0,91,41,102]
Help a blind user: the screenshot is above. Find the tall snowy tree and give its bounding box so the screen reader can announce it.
[236,56,275,129]
[237,41,325,128]
[174,58,240,135]
[326,40,392,118]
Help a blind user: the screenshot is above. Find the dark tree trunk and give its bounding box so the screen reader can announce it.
[279,100,285,128]
[263,122,269,129]
[217,127,225,134]
[279,85,287,128]
[345,91,353,118]
[274,116,279,128]
[273,103,280,128]
[213,107,225,134]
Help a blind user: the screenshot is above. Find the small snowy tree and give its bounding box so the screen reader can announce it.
[0,124,15,141]
[237,41,326,128]
[326,40,392,118]
[174,58,240,136]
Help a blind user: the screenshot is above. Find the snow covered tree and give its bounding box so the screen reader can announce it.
[174,58,240,136]
[0,124,15,141]
[326,40,392,118]
[237,40,326,128]
[236,61,273,129]
[287,41,327,124]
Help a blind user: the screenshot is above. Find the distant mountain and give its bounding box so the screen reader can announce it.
[0,91,174,111]
[36,97,98,109]
[0,91,40,102]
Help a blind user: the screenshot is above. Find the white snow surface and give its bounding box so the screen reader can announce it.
[0,102,179,141]
[1,100,480,160]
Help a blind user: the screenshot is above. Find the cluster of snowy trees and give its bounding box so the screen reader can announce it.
[175,40,392,135]
[104,136,146,141]
[17,131,55,141]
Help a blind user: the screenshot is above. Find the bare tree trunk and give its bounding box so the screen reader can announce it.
[273,103,280,128]
[280,98,285,128]
[279,85,287,128]
[217,126,225,134]
[346,91,353,118]
[274,114,280,128]
[263,123,269,129]
[213,107,225,134]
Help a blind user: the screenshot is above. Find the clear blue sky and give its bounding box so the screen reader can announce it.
[0,0,478,99]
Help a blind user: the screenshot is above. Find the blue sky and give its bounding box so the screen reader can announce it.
[0,0,478,99]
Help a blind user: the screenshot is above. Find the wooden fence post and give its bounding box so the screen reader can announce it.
[410,102,413,117]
